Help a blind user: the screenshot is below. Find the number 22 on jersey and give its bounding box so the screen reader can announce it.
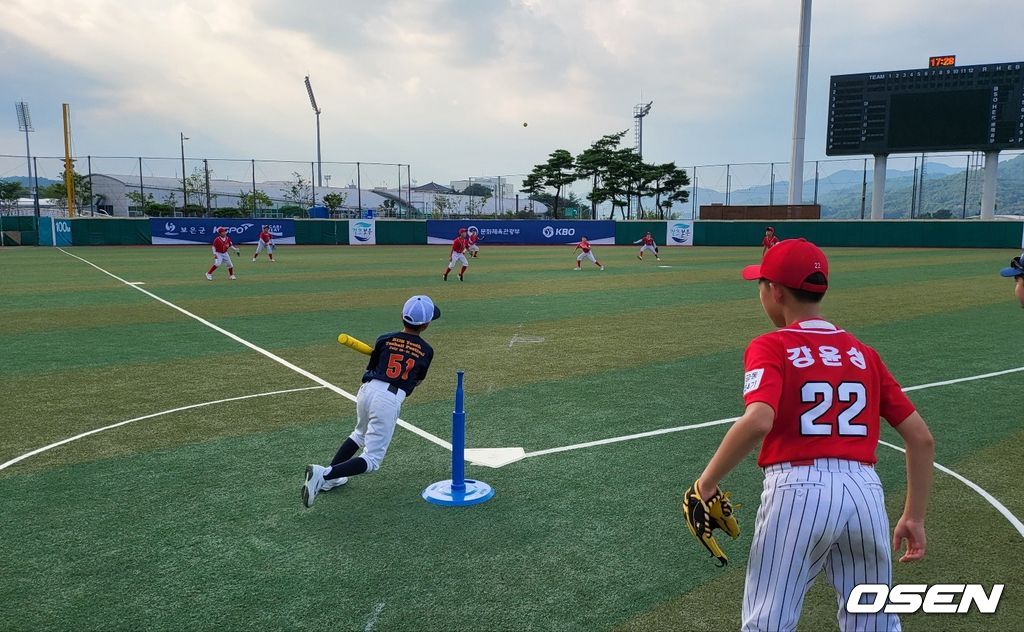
[800,381,868,437]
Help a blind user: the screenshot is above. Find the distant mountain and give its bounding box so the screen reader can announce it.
[681,155,1024,219]
[0,175,61,189]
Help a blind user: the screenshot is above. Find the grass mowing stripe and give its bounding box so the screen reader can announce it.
[56,247,454,452]
[0,386,326,471]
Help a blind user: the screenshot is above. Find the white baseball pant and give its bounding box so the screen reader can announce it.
[742,458,897,632]
[348,379,406,472]
[255,240,274,254]
[577,251,596,263]
[213,252,234,267]
[639,244,658,255]
[448,252,469,269]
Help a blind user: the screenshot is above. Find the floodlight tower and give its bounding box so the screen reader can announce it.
[633,100,653,159]
[633,101,653,214]
[787,0,812,205]
[304,75,323,188]
[15,101,40,219]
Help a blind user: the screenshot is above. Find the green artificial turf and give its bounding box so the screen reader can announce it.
[1,244,1021,631]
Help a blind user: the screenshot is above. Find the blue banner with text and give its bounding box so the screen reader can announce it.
[426,220,614,245]
[150,218,295,245]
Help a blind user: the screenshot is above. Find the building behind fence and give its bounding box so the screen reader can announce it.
[2,151,1023,220]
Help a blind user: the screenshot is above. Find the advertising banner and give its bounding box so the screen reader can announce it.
[665,220,694,246]
[150,218,295,245]
[349,219,376,245]
[426,220,615,245]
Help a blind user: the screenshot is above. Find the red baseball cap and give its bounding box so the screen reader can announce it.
[459,227,467,233]
[217,227,226,233]
[741,238,828,293]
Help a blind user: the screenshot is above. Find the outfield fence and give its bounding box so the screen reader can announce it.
[7,217,1022,249]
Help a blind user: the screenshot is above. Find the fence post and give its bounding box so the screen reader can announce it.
[311,161,316,207]
[813,160,819,205]
[251,159,257,218]
[962,153,971,219]
[860,158,867,219]
[769,162,775,206]
[203,159,211,216]
[725,164,731,205]
[139,157,145,217]
[87,155,94,214]
[357,162,362,211]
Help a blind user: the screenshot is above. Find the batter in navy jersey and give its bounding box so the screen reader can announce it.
[302,295,440,507]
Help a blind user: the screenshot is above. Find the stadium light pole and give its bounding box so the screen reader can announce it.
[180,132,189,211]
[787,0,812,206]
[633,100,653,215]
[15,101,40,220]
[304,75,323,188]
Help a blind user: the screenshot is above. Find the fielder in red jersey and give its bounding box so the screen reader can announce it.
[207,227,241,280]
[253,225,275,262]
[573,236,604,270]
[691,238,935,631]
[467,228,482,257]
[633,231,661,261]
[761,226,779,257]
[443,228,470,281]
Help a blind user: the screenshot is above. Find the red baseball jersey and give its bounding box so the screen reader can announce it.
[742,318,916,467]
[213,235,234,253]
[468,233,479,245]
[259,230,272,243]
[577,240,591,253]
[641,235,655,245]
[451,237,468,253]
[762,235,779,249]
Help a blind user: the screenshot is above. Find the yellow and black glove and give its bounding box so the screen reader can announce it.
[682,479,741,567]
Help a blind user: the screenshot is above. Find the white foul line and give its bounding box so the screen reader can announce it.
[364,602,386,632]
[523,365,1024,459]
[0,386,325,471]
[522,365,1024,538]
[56,248,452,451]
[879,440,1024,538]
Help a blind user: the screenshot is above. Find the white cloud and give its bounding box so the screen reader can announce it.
[0,0,1022,185]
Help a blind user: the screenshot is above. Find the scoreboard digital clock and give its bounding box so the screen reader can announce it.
[826,61,1024,155]
[929,55,956,67]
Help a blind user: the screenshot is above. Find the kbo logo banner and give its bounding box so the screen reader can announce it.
[426,220,614,245]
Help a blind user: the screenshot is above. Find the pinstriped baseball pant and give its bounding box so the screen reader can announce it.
[742,458,899,632]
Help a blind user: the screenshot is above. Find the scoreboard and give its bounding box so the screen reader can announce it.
[826,61,1024,155]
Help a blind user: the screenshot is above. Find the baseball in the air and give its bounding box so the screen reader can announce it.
[523,122,528,127]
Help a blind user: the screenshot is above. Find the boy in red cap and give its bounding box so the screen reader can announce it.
[206,227,241,280]
[690,238,935,631]
[761,226,779,257]
[443,227,470,281]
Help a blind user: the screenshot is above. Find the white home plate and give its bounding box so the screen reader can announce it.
[508,335,545,348]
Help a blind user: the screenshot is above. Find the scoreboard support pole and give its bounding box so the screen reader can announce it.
[980,151,999,219]
[871,154,887,220]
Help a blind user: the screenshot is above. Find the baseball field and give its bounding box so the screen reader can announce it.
[1,244,1022,631]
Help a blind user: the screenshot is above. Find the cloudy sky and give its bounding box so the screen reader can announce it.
[1,0,1022,186]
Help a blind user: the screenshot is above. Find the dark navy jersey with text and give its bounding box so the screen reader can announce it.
[362,331,434,396]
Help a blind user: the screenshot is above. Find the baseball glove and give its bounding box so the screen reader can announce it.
[682,479,741,566]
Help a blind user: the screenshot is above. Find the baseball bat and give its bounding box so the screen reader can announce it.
[337,333,373,355]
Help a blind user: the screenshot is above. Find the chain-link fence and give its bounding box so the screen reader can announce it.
[2,150,1023,220]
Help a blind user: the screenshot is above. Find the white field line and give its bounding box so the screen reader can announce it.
[364,602,386,632]
[0,386,325,471]
[879,440,1024,538]
[522,365,1024,538]
[523,365,1024,459]
[55,248,452,451]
